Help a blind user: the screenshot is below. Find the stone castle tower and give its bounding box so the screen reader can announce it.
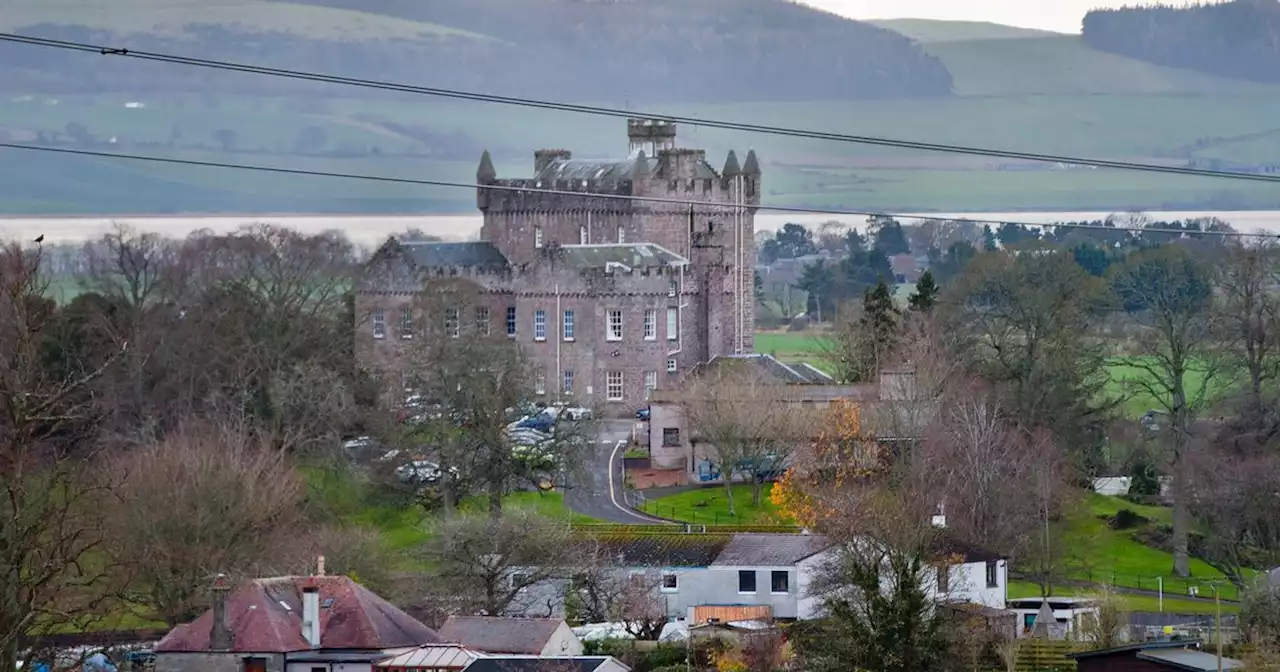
[475,118,760,359]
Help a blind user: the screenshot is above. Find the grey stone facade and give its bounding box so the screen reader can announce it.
[356,119,760,412]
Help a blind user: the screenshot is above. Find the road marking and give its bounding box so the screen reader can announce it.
[607,439,671,524]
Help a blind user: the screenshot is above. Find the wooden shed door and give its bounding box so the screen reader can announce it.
[242,659,267,672]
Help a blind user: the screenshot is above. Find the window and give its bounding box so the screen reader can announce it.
[668,278,678,297]
[506,306,517,336]
[661,574,678,593]
[607,310,623,341]
[644,309,657,340]
[667,358,678,373]
[534,226,544,248]
[563,310,575,341]
[475,307,491,336]
[511,572,529,589]
[738,570,757,594]
[644,371,657,399]
[535,370,546,396]
[986,560,999,589]
[372,308,385,339]
[563,370,575,396]
[937,565,950,593]
[607,371,624,401]
[534,309,547,341]
[667,307,678,341]
[444,308,459,338]
[579,224,588,244]
[662,427,681,447]
[400,307,413,339]
[617,226,626,244]
[771,571,790,594]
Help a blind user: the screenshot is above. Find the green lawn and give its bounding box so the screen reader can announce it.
[638,484,790,526]
[1007,580,1237,616]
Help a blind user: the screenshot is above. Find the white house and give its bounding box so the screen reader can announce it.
[436,617,583,657]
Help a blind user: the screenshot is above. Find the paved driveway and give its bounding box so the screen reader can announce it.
[564,419,672,524]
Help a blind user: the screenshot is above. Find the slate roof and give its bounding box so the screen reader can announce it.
[1137,649,1245,671]
[463,657,620,672]
[703,354,818,384]
[376,645,479,670]
[436,617,565,655]
[155,576,440,653]
[534,153,719,182]
[709,534,833,567]
[931,535,1006,564]
[401,242,509,269]
[583,535,733,567]
[558,244,688,270]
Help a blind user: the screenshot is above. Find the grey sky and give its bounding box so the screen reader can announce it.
[802,0,1198,34]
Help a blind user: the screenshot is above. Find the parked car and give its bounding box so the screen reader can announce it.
[635,407,651,421]
[342,436,378,455]
[395,459,444,484]
[513,412,556,433]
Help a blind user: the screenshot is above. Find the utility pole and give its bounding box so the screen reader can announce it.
[1215,583,1223,672]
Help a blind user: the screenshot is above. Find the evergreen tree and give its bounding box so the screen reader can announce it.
[847,280,900,381]
[981,225,999,251]
[907,270,939,312]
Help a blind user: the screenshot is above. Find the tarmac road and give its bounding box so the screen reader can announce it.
[563,419,673,525]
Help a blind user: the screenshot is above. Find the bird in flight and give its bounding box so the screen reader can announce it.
[33,235,44,244]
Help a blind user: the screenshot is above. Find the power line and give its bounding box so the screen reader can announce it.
[3,32,1280,185]
[0,141,1269,238]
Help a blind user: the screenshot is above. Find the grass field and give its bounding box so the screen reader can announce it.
[637,484,786,526]
[1006,581,1236,616]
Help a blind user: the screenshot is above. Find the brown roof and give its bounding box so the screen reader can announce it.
[155,576,440,653]
[437,616,566,655]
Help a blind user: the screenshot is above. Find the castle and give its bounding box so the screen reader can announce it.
[356,119,759,409]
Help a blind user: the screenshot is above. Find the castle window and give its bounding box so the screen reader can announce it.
[400,307,413,340]
[563,310,575,341]
[444,308,460,338]
[579,225,588,245]
[563,370,575,396]
[606,371,624,401]
[668,278,678,297]
[506,306,517,337]
[607,310,623,342]
[534,310,547,341]
[372,308,386,339]
[535,226,544,249]
[644,371,658,399]
[617,227,626,244]
[476,307,491,336]
[685,179,695,192]
[668,179,678,190]
[667,308,678,341]
[663,428,681,447]
[703,179,712,194]
[535,369,546,396]
[643,310,657,341]
[667,358,678,373]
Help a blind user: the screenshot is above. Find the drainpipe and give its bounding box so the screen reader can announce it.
[555,283,562,398]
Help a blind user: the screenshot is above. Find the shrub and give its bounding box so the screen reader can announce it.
[1109,508,1149,530]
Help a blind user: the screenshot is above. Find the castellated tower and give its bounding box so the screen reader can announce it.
[475,118,760,359]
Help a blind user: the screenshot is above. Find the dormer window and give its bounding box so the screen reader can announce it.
[535,226,544,249]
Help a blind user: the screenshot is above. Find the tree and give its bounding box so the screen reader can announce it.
[1187,445,1280,587]
[1215,242,1280,443]
[0,243,122,671]
[566,539,668,639]
[420,509,572,617]
[1109,244,1217,577]
[908,270,939,313]
[213,128,237,152]
[760,223,817,263]
[928,241,976,284]
[826,281,900,383]
[105,419,305,627]
[795,260,835,322]
[871,216,911,256]
[681,366,806,514]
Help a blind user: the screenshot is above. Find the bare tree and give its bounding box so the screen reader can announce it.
[0,243,121,671]
[1110,243,1219,577]
[1077,586,1130,650]
[1215,241,1280,444]
[681,366,807,514]
[420,509,572,617]
[567,539,669,639]
[105,419,305,627]
[1187,444,1280,586]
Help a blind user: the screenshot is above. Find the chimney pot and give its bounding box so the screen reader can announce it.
[316,555,325,577]
[210,573,233,652]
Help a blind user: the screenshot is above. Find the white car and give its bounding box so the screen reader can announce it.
[395,460,443,483]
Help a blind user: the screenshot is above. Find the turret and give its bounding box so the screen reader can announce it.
[477,150,496,210]
[742,149,761,201]
[722,150,741,179]
[628,118,677,156]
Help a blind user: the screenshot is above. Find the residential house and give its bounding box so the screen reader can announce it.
[375,645,480,672]
[154,574,441,672]
[462,658,628,672]
[436,617,583,657]
[373,647,627,672]
[1069,640,1244,672]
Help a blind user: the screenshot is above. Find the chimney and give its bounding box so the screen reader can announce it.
[931,502,947,529]
[316,555,326,577]
[210,574,233,652]
[302,584,321,649]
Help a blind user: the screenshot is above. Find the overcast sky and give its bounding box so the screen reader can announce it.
[802,0,1199,34]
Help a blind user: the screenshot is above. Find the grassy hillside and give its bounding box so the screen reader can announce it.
[868,19,1063,43]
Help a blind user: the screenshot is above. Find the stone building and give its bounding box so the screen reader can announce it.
[356,119,760,409]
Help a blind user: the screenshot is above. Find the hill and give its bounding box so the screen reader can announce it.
[0,0,954,103]
[868,18,1062,43]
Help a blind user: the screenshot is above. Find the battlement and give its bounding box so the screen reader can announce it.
[628,118,677,155]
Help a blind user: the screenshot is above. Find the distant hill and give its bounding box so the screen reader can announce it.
[1083,0,1280,84]
[0,0,954,102]
[868,19,1063,43]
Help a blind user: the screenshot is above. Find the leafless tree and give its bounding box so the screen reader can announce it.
[1077,585,1130,650]
[1109,243,1219,577]
[1187,444,1280,587]
[105,419,305,627]
[567,539,669,639]
[814,220,851,255]
[1215,241,1280,445]
[681,366,807,514]
[420,508,573,617]
[0,243,122,671]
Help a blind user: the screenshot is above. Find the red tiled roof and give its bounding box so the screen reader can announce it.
[155,576,440,653]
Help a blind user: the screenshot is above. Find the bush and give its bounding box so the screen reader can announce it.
[1109,508,1149,530]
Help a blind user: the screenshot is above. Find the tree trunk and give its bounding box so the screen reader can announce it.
[723,478,736,517]
[752,480,764,508]
[488,478,504,518]
[1171,460,1191,578]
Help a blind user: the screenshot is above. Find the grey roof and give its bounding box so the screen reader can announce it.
[1136,650,1245,671]
[463,657,622,672]
[535,153,719,182]
[402,242,509,269]
[558,244,688,270]
[1070,640,1204,661]
[436,617,564,655]
[583,535,732,568]
[710,534,833,567]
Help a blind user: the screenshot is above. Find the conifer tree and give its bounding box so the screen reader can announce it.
[908,270,939,313]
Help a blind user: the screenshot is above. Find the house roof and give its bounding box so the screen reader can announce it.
[710,534,833,567]
[375,645,480,669]
[1069,640,1201,660]
[931,535,1006,564]
[463,657,622,672]
[1136,649,1245,671]
[557,244,688,270]
[585,534,733,567]
[155,576,440,654]
[436,617,566,655]
[401,241,510,269]
[702,354,816,385]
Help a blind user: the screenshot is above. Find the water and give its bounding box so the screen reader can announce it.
[3,210,1278,247]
